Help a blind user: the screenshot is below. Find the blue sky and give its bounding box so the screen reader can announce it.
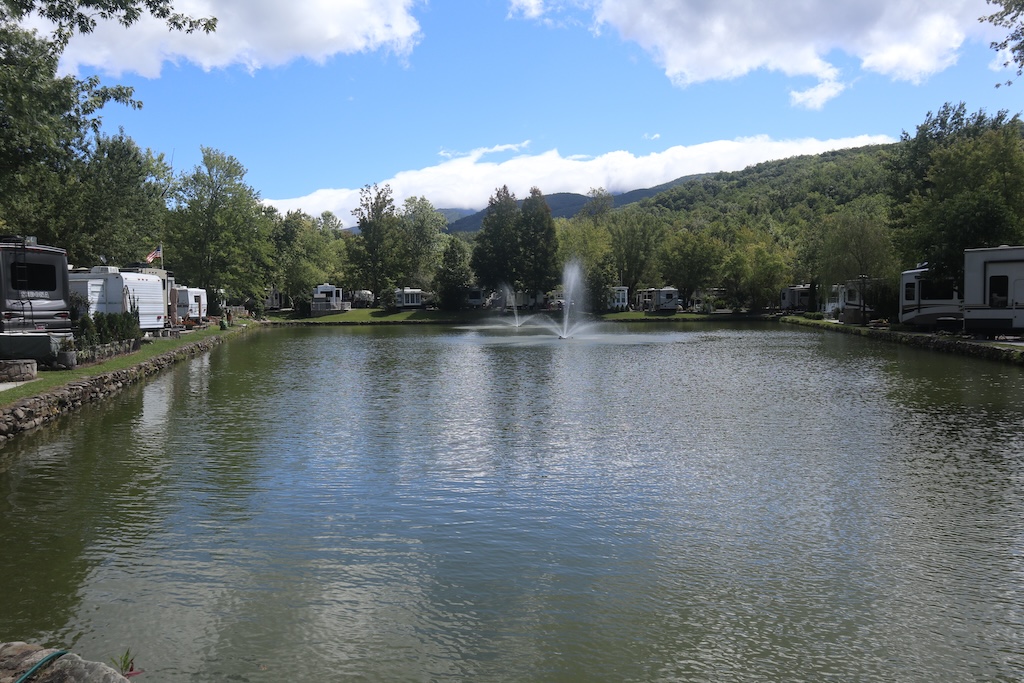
[32,0,1024,228]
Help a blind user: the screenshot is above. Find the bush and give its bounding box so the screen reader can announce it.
[802,311,825,320]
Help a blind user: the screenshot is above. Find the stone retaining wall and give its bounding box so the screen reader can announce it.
[780,316,1024,365]
[0,360,36,383]
[0,334,227,447]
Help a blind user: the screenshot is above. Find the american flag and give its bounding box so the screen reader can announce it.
[146,246,162,263]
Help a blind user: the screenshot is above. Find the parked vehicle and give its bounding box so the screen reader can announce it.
[68,266,166,330]
[780,284,810,312]
[394,287,424,309]
[0,236,72,332]
[635,287,679,312]
[963,245,1024,334]
[172,285,208,321]
[311,283,348,315]
[899,267,962,327]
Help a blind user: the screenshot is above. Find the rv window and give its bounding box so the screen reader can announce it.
[990,275,1009,308]
[904,282,915,301]
[9,261,57,293]
[920,278,955,300]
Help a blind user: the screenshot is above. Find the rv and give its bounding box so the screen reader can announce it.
[173,285,208,321]
[899,267,962,327]
[609,286,629,312]
[311,283,348,315]
[780,284,810,312]
[68,266,166,330]
[0,237,72,332]
[963,245,1024,334]
[839,279,873,324]
[394,287,424,309]
[635,287,679,312]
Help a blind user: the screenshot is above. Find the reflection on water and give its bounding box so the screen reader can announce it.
[2,324,1024,681]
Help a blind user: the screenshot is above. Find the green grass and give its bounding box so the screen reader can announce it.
[0,325,236,408]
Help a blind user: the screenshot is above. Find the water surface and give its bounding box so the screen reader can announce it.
[1,322,1023,681]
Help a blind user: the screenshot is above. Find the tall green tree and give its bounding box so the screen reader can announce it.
[659,228,725,304]
[351,183,401,301]
[168,147,269,306]
[900,125,1024,285]
[471,185,521,291]
[608,208,665,295]
[434,236,472,311]
[819,196,897,286]
[398,196,446,288]
[518,187,559,298]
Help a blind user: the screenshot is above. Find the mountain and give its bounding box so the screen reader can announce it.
[443,174,703,233]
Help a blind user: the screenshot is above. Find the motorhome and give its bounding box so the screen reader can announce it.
[899,267,962,327]
[839,279,873,324]
[962,245,1024,333]
[0,237,72,332]
[311,283,348,315]
[69,266,166,330]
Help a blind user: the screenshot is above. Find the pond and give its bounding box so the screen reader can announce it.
[1,322,1023,681]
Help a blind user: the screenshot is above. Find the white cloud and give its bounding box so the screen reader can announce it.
[531,0,993,107]
[41,0,423,77]
[266,134,895,228]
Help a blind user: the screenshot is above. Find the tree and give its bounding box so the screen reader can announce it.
[518,187,559,298]
[900,126,1024,285]
[397,196,446,288]
[659,229,725,306]
[2,0,216,48]
[351,183,401,300]
[168,147,270,307]
[471,185,521,291]
[434,236,472,311]
[819,197,897,286]
[608,208,665,295]
[983,0,1024,85]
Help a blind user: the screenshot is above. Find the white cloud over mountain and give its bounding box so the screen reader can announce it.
[266,134,894,228]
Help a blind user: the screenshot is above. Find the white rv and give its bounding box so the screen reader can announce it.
[609,286,629,312]
[635,287,679,312]
[68,266,166,330]
[394,287,424,309]
[780,284,810,312]
[173,285,208,321]
[311,283,348,315]
[899,267,961,327]
[963,245,1024,334]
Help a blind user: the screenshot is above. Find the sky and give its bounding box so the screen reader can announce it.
[28,0,1024,228]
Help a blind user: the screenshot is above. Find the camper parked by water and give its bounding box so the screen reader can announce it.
[780,284,810,312]
[898,267,962,327]
[68,266,166,330]
[311,283,348,315]
[635,287,679,312]
[394,287,424,309]
[0,236,72,333]
[172,285,208,321]
[962,245,1024,334]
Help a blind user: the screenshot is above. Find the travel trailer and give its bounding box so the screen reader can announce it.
[780,284,811,312]
[898,267,962,327]
[311,283,348,315]
[68,266,166,330]
[839,279,874,324]
[609,286,629,312]
[635,287,679,312]
[173,285,208,321]
[0,237,72,332]
[394,287,424,309]
[962,245,1024,333]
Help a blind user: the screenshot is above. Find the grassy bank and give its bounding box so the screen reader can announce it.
[0,324,247,408]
